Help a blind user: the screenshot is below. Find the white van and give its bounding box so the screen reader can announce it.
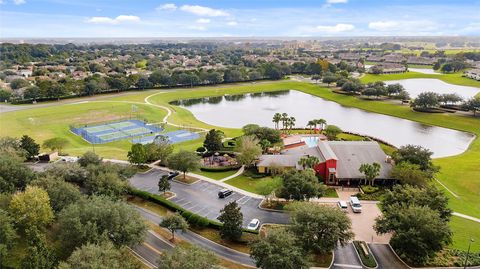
[350,196,362,213]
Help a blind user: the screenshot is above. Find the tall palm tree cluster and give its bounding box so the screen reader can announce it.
[306,119,327,132]
[272,112,296,131]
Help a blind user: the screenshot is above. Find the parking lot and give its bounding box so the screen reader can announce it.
[130,169,288,227]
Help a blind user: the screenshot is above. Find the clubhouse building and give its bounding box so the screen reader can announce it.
[257,137,393,185]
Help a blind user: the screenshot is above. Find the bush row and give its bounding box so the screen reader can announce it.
[129,189,258,234]
[353,240,377,268]
[199,165,241,172]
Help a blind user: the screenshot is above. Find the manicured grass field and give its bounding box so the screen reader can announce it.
[449,216,480,252]
[225,174,278,194]
[361,71,480,91]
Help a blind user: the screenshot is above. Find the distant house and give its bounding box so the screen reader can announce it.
[370,63,406,74]
[464,69,480,81]
[383,54,406,64]
[18,69,33,78]
[257,140,393,185]
[407,56,435,66]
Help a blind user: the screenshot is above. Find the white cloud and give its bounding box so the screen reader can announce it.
[86,15,140,25]
[156,3,177,11]
[368,21,400,31]
[13,0,26,5]
[227,21,238,26]
[326,0,348,3]
[188,25,207,31]
[315,23,354,32]
[196,18,210,24]
[180,5,229,17]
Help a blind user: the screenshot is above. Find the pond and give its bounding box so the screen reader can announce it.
[385,78,480,99]
[408,68,439,75]
[172,90,475,158]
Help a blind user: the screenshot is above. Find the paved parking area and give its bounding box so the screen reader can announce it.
[130,169,288,227]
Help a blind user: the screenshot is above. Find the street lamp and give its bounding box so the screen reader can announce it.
[463,238,475,269]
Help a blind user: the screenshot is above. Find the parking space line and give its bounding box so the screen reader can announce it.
[238,196,252,205]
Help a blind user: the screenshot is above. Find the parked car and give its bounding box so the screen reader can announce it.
[350,196,362,213]
[337,200,348,212]
[218,188,233,198]
[167,171,180,180]
[60,156,78,163]
[247,218,260,231]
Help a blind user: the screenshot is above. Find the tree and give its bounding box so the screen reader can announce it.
[322,75,337,86]
[393,145,437,173]
[380,185,452,221]
[158,245,220,269]
[19,135,40,159]
[250,228,308,269]
[235,135,262,167]
[167,151,200,179]
[160,213,189,240]
[374,206,451,265]
[359,162,381,186]
[42,137,69,153]
[298,156,320,169]
[315,118,327,131]
[217,201,243,241]
[390,162,431,187]
[439,93,463,106]
[158,175,171,194]
[288,202,353,253]
[9,186,54,231]
[85,172,129,198]
[280,112,289,130]
[272,113,282,129]
[324,125,342,140]
[463,96,480,116]
[57,196,147,253]
[341,80,363,93]
[386,83,405,97]
[32,176,82,213]
[203,129,224,151]
[0,154,35,193]
[21,228,56,269]
[136,76,152,90]
[411,92,440,109]
[58,241,141,269]
[278,170,326,201]
[148,135,174,164]
[0,209,17,267]
[255,177,282,204]
[10,78,30,89]
[0,89,12,102]
[78,151,102,167]
[127,143,147,165]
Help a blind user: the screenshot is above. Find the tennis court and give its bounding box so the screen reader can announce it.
[71,119,163,144]
[131,130,200,145]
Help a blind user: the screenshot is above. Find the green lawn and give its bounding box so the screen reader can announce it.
[225,174,278,194]
[193,168,240,180]
[361,71,480,90]
[449,216,480,252]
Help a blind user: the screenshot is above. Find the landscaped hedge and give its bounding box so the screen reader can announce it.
[353,240,377,268]
[129,188,258,234]
[199,165,241,172]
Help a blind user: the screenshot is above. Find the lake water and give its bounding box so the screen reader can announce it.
[385,78,480,99]
[172,90,475,158]
[408,68,439,75]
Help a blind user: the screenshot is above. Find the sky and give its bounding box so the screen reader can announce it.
[0,0,479,38]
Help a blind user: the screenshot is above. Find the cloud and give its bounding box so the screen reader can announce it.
[227,21,238,26]
[196,18,210,24]
[315,23,354,32]
[13,0,26,5]
[368,21,400,31]
[180,5,229,17]
[188,25,207,31]
[326,0,348,3]
[86,15,140,25]
[156,3,177,11]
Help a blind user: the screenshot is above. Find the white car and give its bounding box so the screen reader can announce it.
[337,200,348,212]
[246,219,260,231]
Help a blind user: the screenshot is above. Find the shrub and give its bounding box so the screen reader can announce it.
[353,241,377,268]
[196,147,206,153]
[361,185,379,194]
[199,165,241,172]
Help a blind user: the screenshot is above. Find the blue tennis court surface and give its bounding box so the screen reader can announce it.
[131,130,201,145]
[71,120,163,144]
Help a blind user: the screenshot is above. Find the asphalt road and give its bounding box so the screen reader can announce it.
[134,205,256,267]
[368,244,410,269]
[130,169,289,226]
[331,243,363,269]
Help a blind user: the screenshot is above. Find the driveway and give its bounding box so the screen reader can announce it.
[129,169,289,227]
[331,243,362,269]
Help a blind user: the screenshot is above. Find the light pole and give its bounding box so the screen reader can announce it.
[463,238,474,269]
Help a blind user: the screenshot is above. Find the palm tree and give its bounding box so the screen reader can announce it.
[272,113,282,129]
[359,162,381,186]
[287,117,296,131]
[298,156,320,169]
[307,120,316,133]
[281,113,289,130]
[316,119,327,132]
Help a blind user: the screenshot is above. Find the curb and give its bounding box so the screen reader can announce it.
[353,241,378,269]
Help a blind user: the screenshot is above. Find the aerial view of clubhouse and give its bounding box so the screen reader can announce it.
[258,134,392,185]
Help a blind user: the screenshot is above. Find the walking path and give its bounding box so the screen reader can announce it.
[219,165,245,182]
